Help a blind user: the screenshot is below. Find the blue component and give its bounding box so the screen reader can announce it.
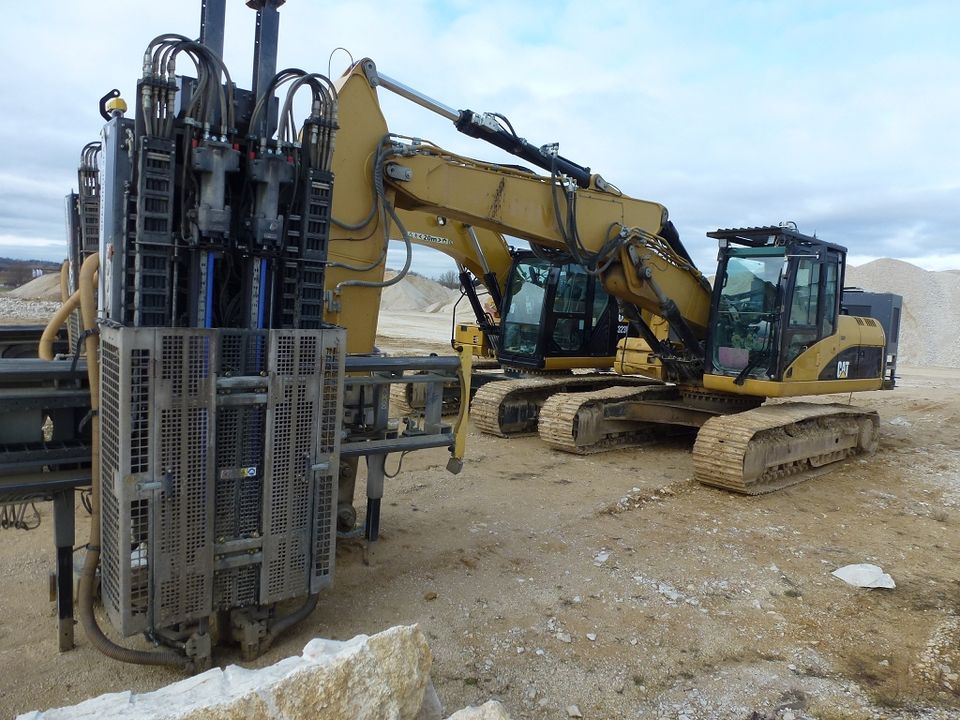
[205,254,215,328]
[257,258,267,328]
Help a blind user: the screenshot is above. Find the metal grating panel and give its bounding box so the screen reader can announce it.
[130,349,150,473]
[98,330,152,634]
[215,404,266,539]
[99,326,343,638]
[311,337,344,591]
[131,136,177,327]
[312,473,334,582]
[214,564,259,610]
[260,329,344,603]
[220,331,268,376]
[98,339,122,626]
[153,332,215,628]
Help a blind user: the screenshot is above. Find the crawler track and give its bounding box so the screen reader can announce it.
[471,375,661,437]
[692,402,879,494]
[538,385,684,453]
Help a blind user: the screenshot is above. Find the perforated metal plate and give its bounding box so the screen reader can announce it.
[260,330,344,603]
[98,326,343,637]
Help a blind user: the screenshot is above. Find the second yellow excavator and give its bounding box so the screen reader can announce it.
[322,58,890,494]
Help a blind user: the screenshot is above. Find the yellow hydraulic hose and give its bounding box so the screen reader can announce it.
[59,260,69,303]
[38,289,80,361]
[71,253,187,668]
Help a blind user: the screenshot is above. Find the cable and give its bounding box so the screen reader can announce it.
[331,149,379,231]
[384,451,410,479]
[326,253,387,273]
[80,489,93,515]
[142,35,237,136]
[249,68,309,139]
[0,502,41,530]
[327,47,355,79]
[334,136,415,293]
[491,112,517,137]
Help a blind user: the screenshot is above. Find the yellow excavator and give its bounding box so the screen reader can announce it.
[321,58,888,494]
[366,212,666,417]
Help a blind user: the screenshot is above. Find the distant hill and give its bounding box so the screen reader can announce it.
[846,259,960,368]
[381,270,461,312]
[5,273,62,300]
[0,257,61,270]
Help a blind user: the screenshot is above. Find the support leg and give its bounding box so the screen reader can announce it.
[364,454,386,542]
[52,489,75,652]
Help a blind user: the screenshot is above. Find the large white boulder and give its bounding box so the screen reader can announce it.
[19,625,432,720]
[446,701,513,719]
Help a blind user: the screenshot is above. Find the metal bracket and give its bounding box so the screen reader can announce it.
[385,163,413,182]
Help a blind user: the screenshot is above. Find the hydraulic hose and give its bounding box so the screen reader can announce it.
[73,253,188,668]
[59,261,69,303]
[259,593,320,654]
[334,140,412,294]
[38,288,80,361]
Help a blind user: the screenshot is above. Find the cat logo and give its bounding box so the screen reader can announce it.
[837,360,850,379]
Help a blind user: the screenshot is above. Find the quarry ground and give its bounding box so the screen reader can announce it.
[2,315,960,718]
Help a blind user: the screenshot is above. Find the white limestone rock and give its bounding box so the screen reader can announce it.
[446,701,513,719]
[18,625,432,720]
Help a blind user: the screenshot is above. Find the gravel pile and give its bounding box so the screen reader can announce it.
[0,296,61,322]
[5,273,62,301]
[847,259,960,368]
[380,272,461,313]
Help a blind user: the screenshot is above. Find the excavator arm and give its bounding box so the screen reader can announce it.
[382,139,712,340]
[324,63,511,353]
[324,58,712,375]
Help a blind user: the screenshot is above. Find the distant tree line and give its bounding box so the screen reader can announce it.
[435,270,460,289]
[0,258,60,288]
[0,267,42,287]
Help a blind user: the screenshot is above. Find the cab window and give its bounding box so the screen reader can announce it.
[783,256,840,366]
[712,253,783,376]
[502,260,549,355]
[820,262,838,337]
[551,266,588,352]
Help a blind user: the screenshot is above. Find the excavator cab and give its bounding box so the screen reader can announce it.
[704,226,877,394]
[497,252,622,371]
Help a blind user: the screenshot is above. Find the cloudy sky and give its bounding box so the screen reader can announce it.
[1,0,957,275]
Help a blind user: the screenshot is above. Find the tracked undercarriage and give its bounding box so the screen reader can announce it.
[471,374,662,437]
[472,375,879,493]
[692,403,879,494]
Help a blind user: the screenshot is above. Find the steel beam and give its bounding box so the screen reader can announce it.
[250,0,282,136]
[340,433,455,458]
[200,0,227,58]
[344,355,461,373]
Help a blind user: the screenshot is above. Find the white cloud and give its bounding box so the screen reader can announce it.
[1,1,958,272]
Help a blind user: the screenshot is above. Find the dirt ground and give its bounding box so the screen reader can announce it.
[2,318,960,717]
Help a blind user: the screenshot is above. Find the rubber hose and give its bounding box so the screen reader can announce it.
[59,261,69,303]
[259,593,320,653]
[74,253,188,668]
[38,289,81,361]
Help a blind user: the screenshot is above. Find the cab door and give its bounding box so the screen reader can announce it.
[779,252,841,378]
[546,265,618,358]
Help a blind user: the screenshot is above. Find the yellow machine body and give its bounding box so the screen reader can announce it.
[704,315,885,397]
